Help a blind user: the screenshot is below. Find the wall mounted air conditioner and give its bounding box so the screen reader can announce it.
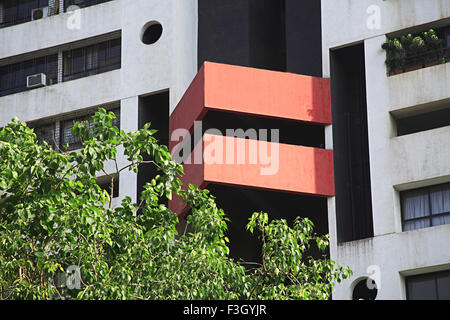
[31,7,50,21]
[27,73,47,89]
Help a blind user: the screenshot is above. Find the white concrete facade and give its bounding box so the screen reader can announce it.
[0,0,198,203]
[322,0,450,299]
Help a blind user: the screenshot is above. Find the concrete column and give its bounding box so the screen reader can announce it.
[117,96,139,203]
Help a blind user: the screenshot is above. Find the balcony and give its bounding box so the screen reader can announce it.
[383,27,450,76]
[168,62,334,217]
[170,133,334,216]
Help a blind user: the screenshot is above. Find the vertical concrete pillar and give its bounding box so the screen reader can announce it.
[118,96,139,204]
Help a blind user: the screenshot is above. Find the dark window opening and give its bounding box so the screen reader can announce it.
[0,54,58,97]
[98,177,119,198]
[202,110,325,148]
[32,122,58,149]
[401,182,450,232]
[60,107,120,151]
[141,22,163,45]
[330,43,374,243]
[64,0,113,11]
[395,106,450,136]
[29,104,120,152]
[0,0,53,28]
[204,184,329,264]
[137,91,170,208]
[352,278,378,300]
[406,270,450,300]
[63,38,121,82]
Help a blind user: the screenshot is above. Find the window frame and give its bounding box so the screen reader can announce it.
[406,269,450,300]
[62,38,121,82]
[0,54,58,97]
[401,182,450,232]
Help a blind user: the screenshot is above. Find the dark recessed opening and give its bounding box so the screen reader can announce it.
[352,278,378,300]
[395,106,450,136]
[141,22,163,45]
[204,184,329,264]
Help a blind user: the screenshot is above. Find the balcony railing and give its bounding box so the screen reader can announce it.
[382,27,450,76]
[388,47,450,75]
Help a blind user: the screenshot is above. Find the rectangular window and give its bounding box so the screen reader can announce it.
[64,0,113,11]
[1,0,53,28]
[395,106,450,136]
[30,104,120,152]
[60,107,120,151]
[0,54,58,97]
[406,270,450,300]
[401,183,450,231]
[32,122,58,149]
[63,38,121,82]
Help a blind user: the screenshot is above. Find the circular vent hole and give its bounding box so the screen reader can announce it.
[141,22,163,45]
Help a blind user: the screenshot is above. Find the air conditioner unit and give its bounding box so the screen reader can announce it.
[31,7,50,21]
[27,73,47,89]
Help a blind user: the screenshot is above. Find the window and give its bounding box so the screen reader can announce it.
[64,0,113,11]
[395,106,450,136]
[0,0,53,28]
[63,38,121,82]
[30,105,120,152]
[406,270,450,300]
[32,122,58,149]
[401,183,450,231]
[0,54,58,97]
[60,107,120,151]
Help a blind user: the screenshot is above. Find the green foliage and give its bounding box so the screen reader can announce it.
[382,29,447,73]
[0,109,351,300]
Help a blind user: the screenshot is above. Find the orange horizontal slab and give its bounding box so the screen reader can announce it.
[169,62,331,150]
[169,134,334,216]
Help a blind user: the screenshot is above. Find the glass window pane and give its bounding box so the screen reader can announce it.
[97,42,107,68]
[34,123,57,148]
[402,189,430,220]
[403,218,430,231]
[72,48,84,74]
[407,276,437,300]
[63,51,72,76]
[61,119,82,151]
[432,214,450,227]
[45,54,58,83]
[108,39,121,63]
[430,184,450,215]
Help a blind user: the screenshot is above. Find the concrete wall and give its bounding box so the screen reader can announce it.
[322,0,450,299]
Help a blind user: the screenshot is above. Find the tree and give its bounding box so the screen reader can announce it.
[0,108,351,300]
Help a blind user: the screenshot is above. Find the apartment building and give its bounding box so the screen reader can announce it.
[322,0,450,300]
[0,0,449,300]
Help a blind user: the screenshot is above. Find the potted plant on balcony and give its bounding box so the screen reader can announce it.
[422,29,445,67]
[405,35,426,72]
[382,38,405,75]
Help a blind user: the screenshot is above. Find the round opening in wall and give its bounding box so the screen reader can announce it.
[352,278,378,300]
[141,21,163,45]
